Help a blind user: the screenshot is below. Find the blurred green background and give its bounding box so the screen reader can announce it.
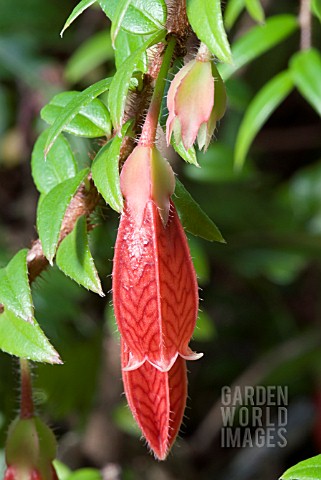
[1,1,321,479]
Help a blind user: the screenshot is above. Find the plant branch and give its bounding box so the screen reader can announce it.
[27,177,100,283]
[166,0,190,43]
[299,0,312,50]
[0,179,100,316]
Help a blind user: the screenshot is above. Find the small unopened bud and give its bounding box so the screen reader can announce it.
[4,416,58,480]
[166,55,226,151]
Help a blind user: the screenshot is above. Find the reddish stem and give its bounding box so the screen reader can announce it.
[20,359,34,419]
[139,98,162,147]
[139,36,176,147]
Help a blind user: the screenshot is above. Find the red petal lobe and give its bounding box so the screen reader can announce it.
[121,342,187,460]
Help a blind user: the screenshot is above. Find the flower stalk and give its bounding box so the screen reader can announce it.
[139,36,176,147]
[20,359,34,419]
[4,361,58,480]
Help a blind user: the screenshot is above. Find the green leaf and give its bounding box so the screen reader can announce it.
[173,178,225,243]
[188,236,209,283]
[0,309,61,364]
[53,461,71,480]
[65,31,114,84]
[92,122,132,212]
[185,142,251,183]
[56,216,104,296]
[37,169,89,264]
[114,29,148,71]
[43,78,112,156]
[98,0,166,35]
[235,70,294,169]
[186,0,232,64]
[60,0,97,37]
[280,454,321,479]
[66,469,102,480]
[111,0,132,46]
[194,310,216,341]
[31,130,77,195]
[312,0,321,22]
[288,159,321,223]
[112,402,141,437]
[219,15,298,81]
[172,136,199,166]
[105,303,120,341]
[224,0,245,30]
[108,30,165,129]
[290,48,321,117]
[0,249,33,322]
[245,0,265,23]
[41,91,111,141]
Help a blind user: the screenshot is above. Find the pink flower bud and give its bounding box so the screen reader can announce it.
[121,341,187,460]
[166,58,226,151]
[4,417,58,480]
[113,145,202,373]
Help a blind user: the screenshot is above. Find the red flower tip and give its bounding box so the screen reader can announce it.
[121,341,187,460]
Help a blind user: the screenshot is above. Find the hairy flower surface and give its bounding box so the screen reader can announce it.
[113,145,201,372]
[121,341,187,460]
[166,58,226,151]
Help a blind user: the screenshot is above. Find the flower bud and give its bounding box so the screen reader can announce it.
[166,58,226,151]
[120,145,175,228]
[4,416,58,480]
[121,341,187,460]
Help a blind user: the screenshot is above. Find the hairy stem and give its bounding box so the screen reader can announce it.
[299,0,312,50]
[20,359,34,419]
[139,36,176,147]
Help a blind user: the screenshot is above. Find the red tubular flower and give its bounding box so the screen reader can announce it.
[113,145,202,372]
[121,341,187,460]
